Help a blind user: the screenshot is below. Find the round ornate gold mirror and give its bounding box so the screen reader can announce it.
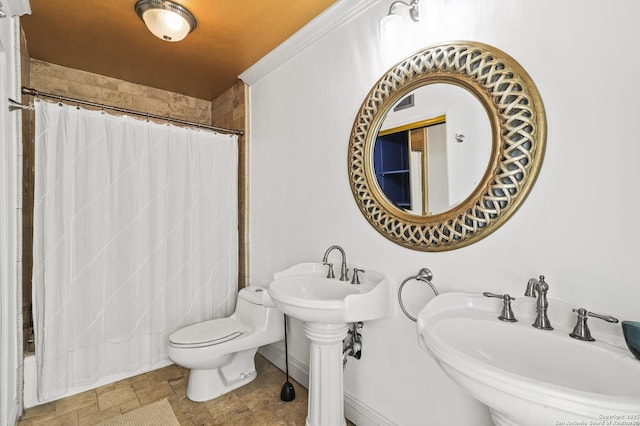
[348,41,546,251]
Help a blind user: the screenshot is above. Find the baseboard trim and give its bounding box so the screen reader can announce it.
[258,344,397,426]
[258,343,309,389]
[343,391,397,426]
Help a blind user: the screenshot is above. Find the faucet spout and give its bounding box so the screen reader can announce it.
[322,245,349,281]
[524,277,538,297]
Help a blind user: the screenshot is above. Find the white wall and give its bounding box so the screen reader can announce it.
[246,0,640,424]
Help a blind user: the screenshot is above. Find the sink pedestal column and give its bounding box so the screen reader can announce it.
[303,322,349,426]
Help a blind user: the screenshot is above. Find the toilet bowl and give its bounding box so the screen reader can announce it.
[168,286,284,402]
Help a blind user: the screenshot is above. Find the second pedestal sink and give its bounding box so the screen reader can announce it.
[268,262,392,426]
[417,293,640,426]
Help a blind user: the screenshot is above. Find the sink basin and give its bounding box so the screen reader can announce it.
[417,292,640,426]
[268,262,393,323]
[268,262,392,426]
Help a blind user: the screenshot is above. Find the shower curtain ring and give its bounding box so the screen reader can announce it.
[57,95,63,107]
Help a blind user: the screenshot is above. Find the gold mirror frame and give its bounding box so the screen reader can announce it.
[348,41,546,251]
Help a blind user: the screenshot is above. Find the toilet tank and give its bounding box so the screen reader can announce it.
[234,286,284,339]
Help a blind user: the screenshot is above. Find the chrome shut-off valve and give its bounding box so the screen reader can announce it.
[343,322,363,367]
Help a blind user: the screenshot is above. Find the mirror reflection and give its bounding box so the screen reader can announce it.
[373,83,491,216]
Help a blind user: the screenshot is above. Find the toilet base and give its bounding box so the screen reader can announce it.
[185,348,259,402]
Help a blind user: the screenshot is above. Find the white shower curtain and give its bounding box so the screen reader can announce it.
[32,100,238,401]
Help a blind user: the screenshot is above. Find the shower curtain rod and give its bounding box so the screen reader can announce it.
[21,87,244,136]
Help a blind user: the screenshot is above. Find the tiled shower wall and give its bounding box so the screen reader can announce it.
[21,59,248,353]
[29,60,213,121]
[210,81,249,289]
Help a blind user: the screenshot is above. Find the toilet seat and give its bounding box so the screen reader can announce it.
[169,318,249,349]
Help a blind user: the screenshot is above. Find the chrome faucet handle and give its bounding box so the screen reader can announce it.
[483,292,518,322]
[570,308,619,342]
[536,275,548,291]
[322,262,335,279]
[351,268,365,284]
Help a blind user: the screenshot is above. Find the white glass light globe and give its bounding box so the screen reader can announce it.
[380,14,404,65]
[142,8,191,42]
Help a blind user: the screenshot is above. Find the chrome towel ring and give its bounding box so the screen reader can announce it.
[398,268,439,322]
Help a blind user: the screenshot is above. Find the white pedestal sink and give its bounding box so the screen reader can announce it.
[417,293,640,426]
[268,263,392,426]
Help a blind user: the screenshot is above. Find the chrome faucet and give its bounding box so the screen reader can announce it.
[525,275,553,330]
[322,245,349,281]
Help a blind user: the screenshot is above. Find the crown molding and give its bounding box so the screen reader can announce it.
[239,0,378,86]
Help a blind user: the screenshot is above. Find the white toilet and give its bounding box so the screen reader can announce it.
[168,286,284,402]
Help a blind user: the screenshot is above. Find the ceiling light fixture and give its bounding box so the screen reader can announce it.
[135,0,197,42]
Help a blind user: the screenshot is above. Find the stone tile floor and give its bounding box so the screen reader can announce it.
[18,355,356,425]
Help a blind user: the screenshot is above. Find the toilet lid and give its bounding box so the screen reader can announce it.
[169,318,247,349]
